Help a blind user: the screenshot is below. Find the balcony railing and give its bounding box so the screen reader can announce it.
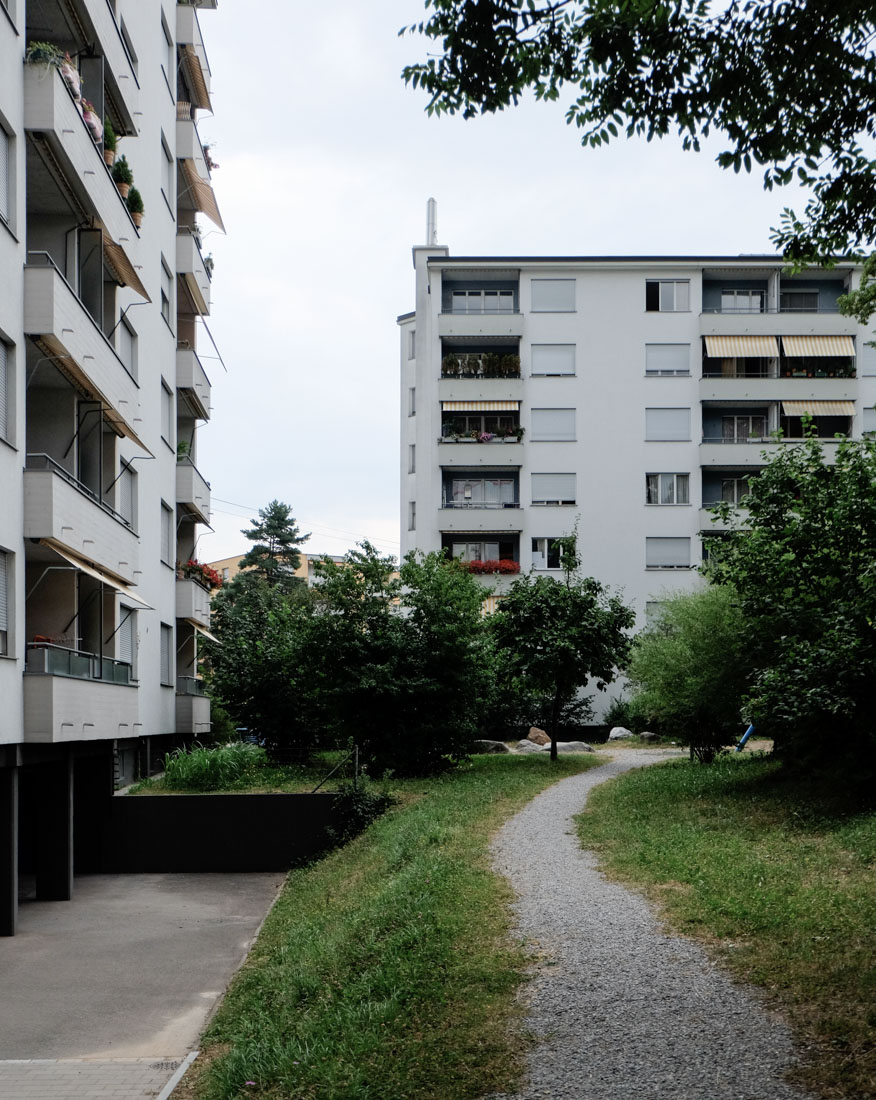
[702,306,842,314]
[177,676,207,697]
[441,353,520,378]
[26,453,133,530]
[26,642,132,684]
[442,499,520,509]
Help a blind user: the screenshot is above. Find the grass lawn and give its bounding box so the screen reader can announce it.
[176,753,606,1100]
[576,752,876,1100]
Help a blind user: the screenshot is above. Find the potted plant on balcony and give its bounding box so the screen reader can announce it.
[441,354,459,378]
[25,41,64,67]
[103,117,117,166]
[126,186,144,227]
[203,253,214,277]
[81,99,103,142]
[111,154,133,199]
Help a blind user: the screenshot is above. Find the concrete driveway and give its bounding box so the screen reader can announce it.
[0,872,284,1097]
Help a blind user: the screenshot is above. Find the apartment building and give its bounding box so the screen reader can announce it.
[400,209,874,683]
[0,0,222,934]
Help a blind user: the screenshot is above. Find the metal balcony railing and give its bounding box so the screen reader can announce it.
[26,642,132,684]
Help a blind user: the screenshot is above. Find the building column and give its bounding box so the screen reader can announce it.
[0,767,18,936]
[35,755,74,901]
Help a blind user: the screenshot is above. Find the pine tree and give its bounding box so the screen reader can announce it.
[239,500,309,587]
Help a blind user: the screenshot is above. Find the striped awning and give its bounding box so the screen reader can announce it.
[187,619,220,644]
[781,335,855,357]
[704,335,779,358]
[103,236,150,301]
[42,541,153,606]
[782,400,855,416]
[481,596,504,616]
[442,400,520,412]
[182,159,225,231]
[180,45,212,111]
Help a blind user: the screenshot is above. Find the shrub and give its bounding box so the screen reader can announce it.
[111,154,133,185]
[327,780,396,844]
[162,741,266,791]
[126,186,144,215]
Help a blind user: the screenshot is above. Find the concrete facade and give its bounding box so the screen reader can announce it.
[400,216,875,708]
[0,0,223,933]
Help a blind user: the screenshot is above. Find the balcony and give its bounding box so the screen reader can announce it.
[24,261,143,445]
[439,507,522,533]
[24,65,135,243]
[176,3,212,106]
[176,687,211,736]
[441,352,520,379]
[177,344,212,419]
[700,376,857,403]
[438,311,524,339]
[699,507,748,532]
[176,112,211,183]
[23,650,138,744]
[24,466,139,583]
[699,310,856,339]
[176,576,211,628]
[177,231,211,315]
[76,0,140,128]
[176,456,211,524]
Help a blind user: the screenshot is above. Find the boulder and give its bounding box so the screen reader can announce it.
[472,739,512,754]
[515,739,547,753]
[639,731,660,743]
[608,726,635,741]
[555,741,594,753]
[527,726,550,746]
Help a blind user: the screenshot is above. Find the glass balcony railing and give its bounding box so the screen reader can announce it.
[26,643,132,684]
[177,675,207,696]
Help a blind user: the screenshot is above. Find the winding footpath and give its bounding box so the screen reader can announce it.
[489,748,814,1100]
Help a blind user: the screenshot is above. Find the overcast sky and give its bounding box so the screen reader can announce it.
[194,0,809,565]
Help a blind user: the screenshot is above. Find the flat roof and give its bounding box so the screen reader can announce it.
[427,254,857,266]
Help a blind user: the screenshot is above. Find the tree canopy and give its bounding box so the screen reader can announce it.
[239,500,310,589]
[402,1,876,260]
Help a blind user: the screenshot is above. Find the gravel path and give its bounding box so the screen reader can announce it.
[489,748,815,1100]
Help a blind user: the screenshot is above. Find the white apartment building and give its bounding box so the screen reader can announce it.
[0,0,222,933]
[400,208,875,682]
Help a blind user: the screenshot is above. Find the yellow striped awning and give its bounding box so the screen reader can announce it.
[182,159,225,231]
[103,235,150,302]
[704,335,779,358]
[782,400,855,416]
[481,596,504,616]
[442,400,520,412]
[180,45,212,112]
[781,335,855,357]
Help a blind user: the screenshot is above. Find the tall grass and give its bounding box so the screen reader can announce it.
[576,753,876,1100]
[162,741,267,791]
[178,753,605,1100]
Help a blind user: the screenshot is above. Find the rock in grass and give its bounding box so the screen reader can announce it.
[527,726,550,746]
[555,741,594,753]
[608,726,635,740]
[472,739,512,754]
[515,739,547,753]
[639,731,660,743]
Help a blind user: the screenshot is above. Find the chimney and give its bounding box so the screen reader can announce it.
[426,198,438,246]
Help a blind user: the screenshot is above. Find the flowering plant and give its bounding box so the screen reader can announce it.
[466,559,520,575]
[178,559,222,589]
[477,431,494,443]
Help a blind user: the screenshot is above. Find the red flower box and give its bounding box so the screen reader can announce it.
[466,558,520,575]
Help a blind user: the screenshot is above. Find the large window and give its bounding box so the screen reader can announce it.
[445,476,517,507]
[531,344,575,375]
[160,502,173,565]
[646,280,690,312]
[721,476,751,503]
[722,414,767,442]
[0,549,8,655]
[450,289,514,314]
[531,408,576,442]
[721,289,764,313]
[451,540,504,561]
[645,407,690,441]
[531,473,576,505]
[646,344,690,376]
[531,279,576,312]
[441,412,519,438]
[780,289,818,312]
[531,536,575,570]
[160,622,173,685]
[646,473,689,505]
[645,537,691,569]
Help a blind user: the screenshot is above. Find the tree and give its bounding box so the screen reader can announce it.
[626,585,751,764]
[490,573,634,759]
[239,500,309,590]
[706,431,876,776]
[402,1,876,260]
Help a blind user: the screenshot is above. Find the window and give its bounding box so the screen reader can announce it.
[722,415,766,442]
[0,340,8,442]
[0,126,9,226]
[452,540,501,562]
[117,317,137,380]
[442,412,519,437]
[408,444,415,474]
[645,407,690,441]
[407,330,416,360]
[118,462,137,528]
[531,408,576,442]
[407,501,416,531]
[160,502,173,565]
[450,289,514,314]
[408,386,416,416]
[645,280,690,312]
[160,260,172,324]
[120,19,138,75]
[118,606,135,672]
[862,408,876,436]
[161,14,175,95]
[0,549,8,655]
[160,135,173,207]
[646,537,691,569]
[531,344,575,376]
[721,290,764,313]
[160,381,174,446]
[531,536,574,570]
[646,473,689,505]
[645,601,665,625]
[446,476,516,507]
[160,623,173,685]
[531,473,576,505]
[860,343,876,377]
[531,279,576,312]
[646,344,690,376]
[721,477,751,503]
[780,290,818,313]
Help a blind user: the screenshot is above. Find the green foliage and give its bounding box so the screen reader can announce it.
[402,1,876,260]
[111,154,133,185]
[103,116,117,153]
[162,741,267,791]
[327,780,397,845]
[25,41,64,65]
[239,499,309,589]
[490,572,633,757]
[626,585,751,763]
[125,186,144,215]
[707,433,876,777]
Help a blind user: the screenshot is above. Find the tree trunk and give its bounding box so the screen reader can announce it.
[550,690,560,762]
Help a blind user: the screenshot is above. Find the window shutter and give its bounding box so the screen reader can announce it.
[161,504,172,563]
[0,550,7,634]
[645,408,690,440]
[531,473,576,503]
[0,341,7,441]
[531,408,576,441]
[646,537,690,567]
[531,279,576,312]
[863,408,876,434]
[0,128,9,224]
[646,344,690,374]
[861,343,876,377]
[118,608,134,664]
[160,624,172,684]
[531,344,575,375]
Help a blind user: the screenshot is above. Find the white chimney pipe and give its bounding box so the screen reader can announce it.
[426,198,438,245]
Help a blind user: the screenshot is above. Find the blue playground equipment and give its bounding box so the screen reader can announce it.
[735,724,755,752]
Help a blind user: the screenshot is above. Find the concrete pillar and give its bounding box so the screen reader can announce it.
[36,755,74,901]
[0,767,18,936]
